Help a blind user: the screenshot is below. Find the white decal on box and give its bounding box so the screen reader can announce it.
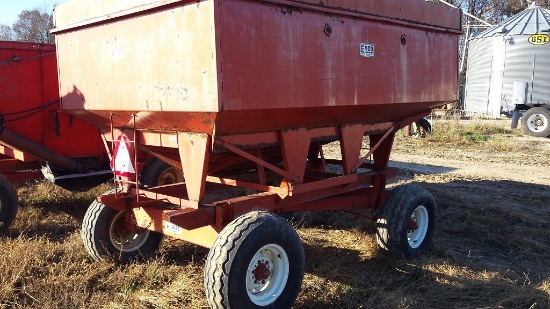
[360,43,374,58]
[165,222,183,234]
[112,44,124,60]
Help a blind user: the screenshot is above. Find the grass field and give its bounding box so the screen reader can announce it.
[1,120,549,308]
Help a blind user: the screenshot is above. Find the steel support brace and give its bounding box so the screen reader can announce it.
[132,206,219,248]
[370,132,395,170]
[0,159,40,173]
[206,176,289,196]
[279,128,311,183]
[278,194,372,213]
[339,124,366,174]
[0,145,37,162]
[216,138,297,181]
[352,124,396,172]
[178,132,210,202]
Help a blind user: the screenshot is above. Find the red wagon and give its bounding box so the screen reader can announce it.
[52,0,461,307]
[0,42,109,233]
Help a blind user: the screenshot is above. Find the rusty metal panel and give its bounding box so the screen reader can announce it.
[53,0,460,135]
[295,0,461,30]
[216,0,459,110]
[54,0,219,114]
[53,0,183,30]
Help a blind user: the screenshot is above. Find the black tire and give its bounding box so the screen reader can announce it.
[511,110,520,129]
[139,157,184,187]
[376,185,437,258]
[81,190,163,262]
[415,118,432,137]
[205,211,305,309]
[521,107,550,137]
[0,174,18,233]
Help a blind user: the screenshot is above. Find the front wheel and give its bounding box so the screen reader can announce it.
[0,174,18,233]
[376,185,437,258]
[521,107,550,137]
[81,190,163,262]
[205,211,305,308]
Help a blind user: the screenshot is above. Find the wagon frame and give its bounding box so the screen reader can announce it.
[99,111,425,246]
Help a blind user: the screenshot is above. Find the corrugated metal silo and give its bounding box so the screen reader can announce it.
[463,2,550,136]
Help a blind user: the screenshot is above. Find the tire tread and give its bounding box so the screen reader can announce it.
[0,174,18,233]
[376,185,436,257]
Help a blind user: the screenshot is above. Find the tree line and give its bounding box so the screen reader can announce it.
[0,9,54,44]
[433,0,549,24]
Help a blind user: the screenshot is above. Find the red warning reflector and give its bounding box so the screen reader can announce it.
[111,134,135,177]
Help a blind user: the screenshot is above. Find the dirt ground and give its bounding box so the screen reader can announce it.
[390,130,550,186]
[1,119,549,308]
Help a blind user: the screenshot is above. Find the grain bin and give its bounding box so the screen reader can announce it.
[463,2,550,136]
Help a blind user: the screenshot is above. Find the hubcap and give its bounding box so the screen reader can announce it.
[526,113,548,133]
[407,205,429,249]
[246,244,289,306]
[109,211,150,252]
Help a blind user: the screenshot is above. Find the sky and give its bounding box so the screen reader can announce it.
[0,0,68,26]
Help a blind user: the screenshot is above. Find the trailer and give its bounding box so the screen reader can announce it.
[0,41,110,233]
[52,0,461,307]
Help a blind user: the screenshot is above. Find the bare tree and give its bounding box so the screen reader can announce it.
[11,9,53,44]
[435,0,549,23]
[0,24,13,41]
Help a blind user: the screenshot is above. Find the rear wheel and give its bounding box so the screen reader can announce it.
[81,190,163,262]
[376,185,437,257]
[140,157,184,187]
[205,211,304,308]
[414,118,432,137]
[0,174,18,233]
[521,107,550,137]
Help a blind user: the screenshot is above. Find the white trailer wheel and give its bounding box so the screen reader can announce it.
[521,107,550,137]
[376,184,437,258]
[109,211,151,253]
[246,244,290,306]
[526,113,548,133]
[81,190,163,262]
[205,211,304,309]
[408,205,429,249]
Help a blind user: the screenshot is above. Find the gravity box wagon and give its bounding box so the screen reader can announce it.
[52,0,461,307]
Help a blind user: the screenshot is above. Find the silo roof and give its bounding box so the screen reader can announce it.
[473,1,550,38]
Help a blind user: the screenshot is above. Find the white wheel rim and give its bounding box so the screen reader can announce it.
[109,211,150,253]
[246,244,289,306]
[408,205,429,249]
[527,113,548,132]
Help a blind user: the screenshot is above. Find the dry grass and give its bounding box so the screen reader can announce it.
[1,120,549,308]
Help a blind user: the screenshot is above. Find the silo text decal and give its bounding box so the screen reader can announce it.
[528,34,549,45]
[360,43,374,58]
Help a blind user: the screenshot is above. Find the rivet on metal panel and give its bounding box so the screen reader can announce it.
[400,34,407,46]
[323,23,332,36]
